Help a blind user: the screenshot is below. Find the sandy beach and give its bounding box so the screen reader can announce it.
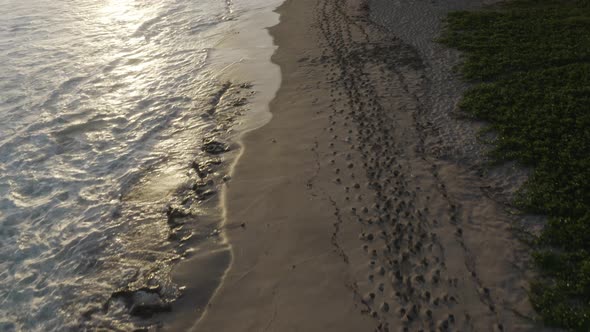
[2,0,585,329]
[187,0,558,331]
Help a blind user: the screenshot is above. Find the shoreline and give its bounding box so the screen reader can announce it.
[193,0,374,329]
[187,0,562,331]
[0,1,287,330]
[159,1,283,330]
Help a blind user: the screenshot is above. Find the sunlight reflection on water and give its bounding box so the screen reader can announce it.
[0,0,272,330]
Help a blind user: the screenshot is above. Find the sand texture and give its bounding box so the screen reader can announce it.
[193,0,559,331]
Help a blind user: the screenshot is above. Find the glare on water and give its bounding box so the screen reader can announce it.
[0,0,264,330]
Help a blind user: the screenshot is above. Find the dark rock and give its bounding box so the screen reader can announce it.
[129,291,171,317]
[191,160,207,178]
[108,287,170,318]
[166,205,189,227]
[233,98,248,107]
[198,159,222,174]
[202,140,229,155]
[168,227,192,242]
[197,189,216,200]
[192,181,209,192]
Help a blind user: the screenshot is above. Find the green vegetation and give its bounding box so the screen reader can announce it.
[439,0,590,330]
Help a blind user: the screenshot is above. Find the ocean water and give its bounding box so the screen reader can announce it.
[0,0,274,330]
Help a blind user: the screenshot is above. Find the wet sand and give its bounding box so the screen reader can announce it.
[157,4,282,330]
[192,0,558,331]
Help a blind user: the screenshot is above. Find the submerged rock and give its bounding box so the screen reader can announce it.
[192,180,209,191]
[108,288,171,318]
[202,140,229,155]
[193,180,216,199]
[130,291,170,317]
[191,158,222,178]
[168,226,193,242]
[197,189,216,200]
[191,160,208,178]
[233,98,248,107]
[166,205,190,227]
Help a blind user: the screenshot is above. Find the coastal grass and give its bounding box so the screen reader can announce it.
[439,0,590,330]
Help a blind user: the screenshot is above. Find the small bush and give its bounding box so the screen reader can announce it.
[440,1,590,329]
